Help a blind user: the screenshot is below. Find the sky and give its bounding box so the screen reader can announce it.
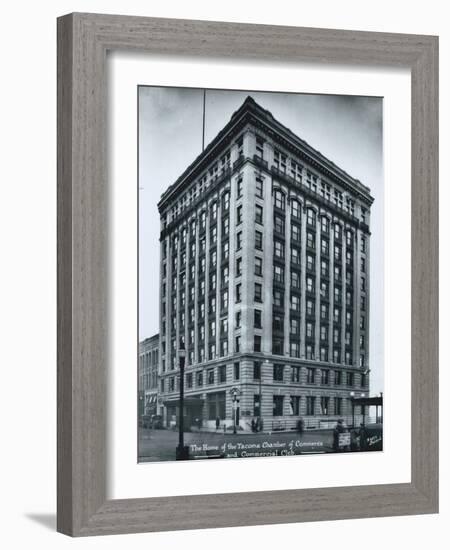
[138,87,383,394]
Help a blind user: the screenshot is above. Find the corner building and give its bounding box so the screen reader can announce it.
[157,97,373,431]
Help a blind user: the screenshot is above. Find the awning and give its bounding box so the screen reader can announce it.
[164,396,204,407]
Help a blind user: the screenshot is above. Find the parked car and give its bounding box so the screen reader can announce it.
[151,414,163,429]
[140,415,152,429]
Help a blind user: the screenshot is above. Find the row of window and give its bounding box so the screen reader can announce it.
[162,359,366,389]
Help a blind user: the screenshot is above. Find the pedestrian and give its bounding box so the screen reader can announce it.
[255,417,260,432]
[251,418,256,433]
[215,416,220,431]
[333,418,345,452]
[297,417,305,434]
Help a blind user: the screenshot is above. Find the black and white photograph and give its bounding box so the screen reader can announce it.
[138,87,384,462]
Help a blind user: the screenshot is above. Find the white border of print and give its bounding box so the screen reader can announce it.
[107,51,411,500]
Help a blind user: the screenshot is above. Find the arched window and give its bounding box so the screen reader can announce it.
[274,189,285,211]
[291,199,300,219]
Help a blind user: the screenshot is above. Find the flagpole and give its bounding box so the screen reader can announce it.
[202,89,206,152]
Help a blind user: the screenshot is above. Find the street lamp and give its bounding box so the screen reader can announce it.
[232,390,238,434]
[176,342,189,460]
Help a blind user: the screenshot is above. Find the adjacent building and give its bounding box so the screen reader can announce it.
[138,334,159,419]
[156,96,373,431]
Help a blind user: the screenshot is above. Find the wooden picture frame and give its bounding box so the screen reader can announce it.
[57,13,438,536]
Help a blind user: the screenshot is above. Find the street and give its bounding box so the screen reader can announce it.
[138,427,336,462]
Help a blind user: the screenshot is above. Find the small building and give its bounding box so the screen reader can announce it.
[138,334,159,419]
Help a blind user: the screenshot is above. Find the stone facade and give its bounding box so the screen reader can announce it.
[156,96,373,431]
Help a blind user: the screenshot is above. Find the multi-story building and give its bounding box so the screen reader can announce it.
[138,334,159,419]
[157,96,373,431]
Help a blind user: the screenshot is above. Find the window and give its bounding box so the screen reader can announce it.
[274,189,285,210]
[208,343,216,360]
[307,367,315,384]
[334,397,342,415]
[321,216,329,233]
[273,395,284,416]
[255,257,263,277]
[306,231,315,250]
[274,214,285,234]
[334,245,342,262]
[320,324,328,341]
[290,396,301,415]
[222,217,229,237]
[222,191,230,211]
[321,303,328,320]
[291,247,300,265]
[306,344,314,360]
[219,365,227,383]
[220,318,228,335]
[274,150,287,173]
[345,351,352,365]
[290,341,300,357]
[274,264,284,283]
[306,276,314,294]
[197,371,203,387]
[273,289,284,307]
[291,270,300,289]
[186,373,193,389]
[361,277,366,292]
[274,240,285,259]
[272,338,284,355]
[236,284,242,303]
[254,335,262,352]
[273,314,283,331]
[169,377,175,392]
[236,231,242,250]
[255,177,264,198]
[207,369,215,385]
[361,236,366,253]
[290,318,299,335]
[236,257,242,277]
[221,290,228,311]
[253,361,261,379]
[221,266,229,286]
[319,396,330,415]
[361,373,366,387]
[255,205,263,224]
[234,362,240,380]
[333,349,341,364]
[236,205,243,225]
[334,370,342,385]
[235,336,241,353]
[273,364,284,381]
[237,177,243,198]
[321,239,329,256]
[307,209,316,227]
[291,200,301,219]
[254,283,262,302]
[291,366,301,382]
[253,394,261,416]
[210,250,217,268]
[291,294,300,311]
[254,309,262,328]
[306,254,314,271]
[256,136,264,158]
[306,299,314,316]
[321,369,329,384]
[361,257,366,273]
[306,396,316,416]
[291,223,300,242]
[255,230,263,250]
[347,372,354,386]
[222,241,229,261]
[235,310,241,328]
[209,320,216,337]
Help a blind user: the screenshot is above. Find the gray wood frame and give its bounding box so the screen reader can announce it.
[57,12,439,537]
